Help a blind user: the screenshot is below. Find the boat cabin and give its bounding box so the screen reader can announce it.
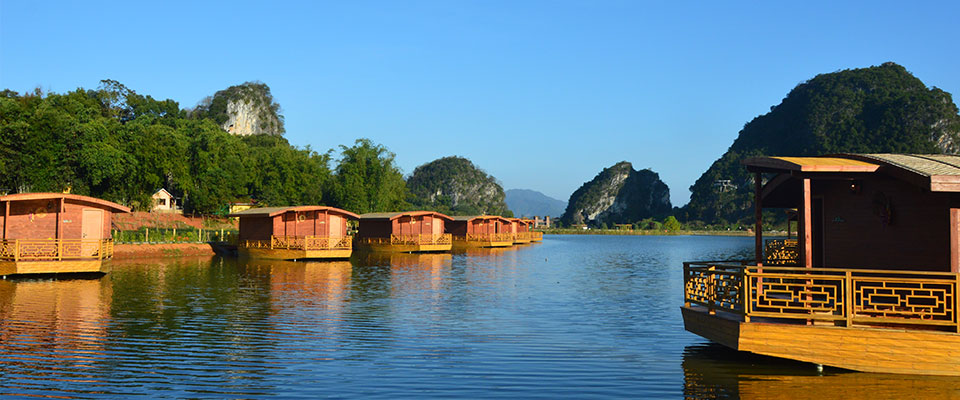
[357,211,453,252]
[0,193,130,275]
[682,154,960,376]
[446,215,514,248]
[508,218,533,244]
[521,218,543,242]
[230,206,359,260]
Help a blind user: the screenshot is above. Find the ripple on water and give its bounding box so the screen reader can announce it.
[4,235,953,398]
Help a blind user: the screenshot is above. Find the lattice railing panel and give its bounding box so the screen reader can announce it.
[0,239,110,261]
[853,278,956,325]
[749,274,845,318]
[684,263,745,314]
[764,239,798,266]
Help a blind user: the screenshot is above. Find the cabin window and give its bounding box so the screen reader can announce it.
[158,199,166,206]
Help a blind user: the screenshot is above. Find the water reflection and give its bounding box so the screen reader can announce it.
[682,343,960,399]
[0,275,112,396]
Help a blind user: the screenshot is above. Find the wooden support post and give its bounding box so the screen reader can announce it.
[2,201,7,239]
[951,208,960,273]
[800,178,813,325]
[800,178,813,269]
[754,172,763,265]
[845,270,853,327]
[57,198,63,240]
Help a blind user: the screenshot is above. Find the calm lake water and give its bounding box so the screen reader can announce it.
[1,235,958,399]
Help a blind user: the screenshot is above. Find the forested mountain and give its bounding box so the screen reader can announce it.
[683,62,960,224]
[505,189,567,217]
[560,161,671,227]
[0,81,405,215]
[406,156,512,216]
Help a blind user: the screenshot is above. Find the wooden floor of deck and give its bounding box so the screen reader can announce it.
[682,305,960,376]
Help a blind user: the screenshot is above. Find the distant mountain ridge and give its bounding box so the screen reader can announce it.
[505,189,567,217]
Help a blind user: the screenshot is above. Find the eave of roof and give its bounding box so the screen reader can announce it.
[0,193,131,213]
[228,206,360,219]
[742,156,880,173]
[359,211,453,221]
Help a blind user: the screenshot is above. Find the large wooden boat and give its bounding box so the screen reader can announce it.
[0,193,130,275]
[521,218,544,242]
[682,154,960,376]
[230,206,359,260]
[447,215,514,248]
[357,211,453,253]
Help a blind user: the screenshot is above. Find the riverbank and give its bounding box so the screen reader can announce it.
[540,229,757,236]
[113,243,232,259]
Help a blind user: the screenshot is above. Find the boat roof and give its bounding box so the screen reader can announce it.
[746,154,960,193]
[229,206,359,219]
[0,193,131,213]
[742,156,880,173]
[508,218,532,225]
[359,211,453,221]
[450,215,510,222]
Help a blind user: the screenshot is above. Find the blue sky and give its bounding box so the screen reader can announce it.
[2,1,959,206]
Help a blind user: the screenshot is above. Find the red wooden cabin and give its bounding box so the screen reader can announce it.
[446,215,514,248]
[682,154,960,376]
[508,218,533,244]
[357,211,453,252]
[230,206,359,260]
[0,193,130,275]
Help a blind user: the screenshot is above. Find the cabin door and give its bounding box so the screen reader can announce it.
[81,209,103,257]
[329,215,342,237]
[433,219,442,236]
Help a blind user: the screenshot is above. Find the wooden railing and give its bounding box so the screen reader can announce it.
[530,231,544,241]
[514,232,532,241]
[683,261,960,332]
[464,233,515,243]
[241,235,352,251]
[359,234,452,246]
[0,239,114,261]
[764,239,798,265]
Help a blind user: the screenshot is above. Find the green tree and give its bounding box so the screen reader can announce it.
[663,216,682,231]
[329,139,407,214]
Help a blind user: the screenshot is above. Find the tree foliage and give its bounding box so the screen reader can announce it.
[0,81,348,215]
[329,139,408,214]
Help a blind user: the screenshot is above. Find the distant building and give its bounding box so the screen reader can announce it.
[151,189,179,213]
[531,216,551,229]
[229,201,257,215]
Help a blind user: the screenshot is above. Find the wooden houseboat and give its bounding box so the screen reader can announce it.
[230,206,359,260]
[447,215,514,248]
[357,211,453,252]
[0,193,130,275]
[521,218,544,242]
[508,218,533,244]
[682,154,960,376]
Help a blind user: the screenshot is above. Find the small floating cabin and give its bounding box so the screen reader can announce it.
[508,218,533,244]
[230,206,359,260]
[446,215,514,248]
[521,218,544,242]
[681,154,960,376]
[357,211,453,252]
[0,193,130,275]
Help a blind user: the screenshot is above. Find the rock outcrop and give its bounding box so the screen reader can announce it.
[406,156,511,216]
[561,162,671,227]
[194,81,284,136]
